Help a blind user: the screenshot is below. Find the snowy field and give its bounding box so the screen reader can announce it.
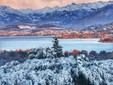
[0,55,113,85]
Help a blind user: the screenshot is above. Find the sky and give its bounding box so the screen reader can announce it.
[0,0,111,9]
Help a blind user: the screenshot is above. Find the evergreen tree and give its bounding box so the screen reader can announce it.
[52,37,63,57]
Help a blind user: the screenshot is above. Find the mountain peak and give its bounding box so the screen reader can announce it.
[104,3,113,8]
[0,5,12,10]
[0,1,113,29]
[71,3,76,5]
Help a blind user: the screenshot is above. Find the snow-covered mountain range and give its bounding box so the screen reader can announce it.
[0,1,113,30]
[21,1,112,14]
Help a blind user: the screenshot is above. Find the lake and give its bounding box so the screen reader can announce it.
[0,36,113,52]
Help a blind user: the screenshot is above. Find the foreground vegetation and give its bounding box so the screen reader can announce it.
[0,47,113,66]
[0,37,113,66]
[0,38,113,85]
[0,51,113,85]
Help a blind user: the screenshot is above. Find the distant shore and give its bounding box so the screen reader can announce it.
[99,38,113,44]
[0,29,110,38]
[99,41,113,44]
[0,34,113,44]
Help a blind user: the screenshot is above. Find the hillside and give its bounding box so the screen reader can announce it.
[72,4,113,29]
[83,23,113,34]
[0,1,113,30]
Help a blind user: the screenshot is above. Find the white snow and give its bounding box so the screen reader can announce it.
[18,1,113,14]
[18,25,36,30]
[37,1,113,14]
[0,55,113,85]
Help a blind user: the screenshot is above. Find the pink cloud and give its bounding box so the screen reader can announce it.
[0,0,111,9]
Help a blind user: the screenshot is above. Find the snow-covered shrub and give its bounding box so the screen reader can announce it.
[27,48,55,59]
[89,50,98,57]
[73,72,92,85]
[75,54,89,62]
[27,49,38,55]
[0,54,113,85]
[80,50,88,57]
[28,54,36,59]
[0,56,77,85]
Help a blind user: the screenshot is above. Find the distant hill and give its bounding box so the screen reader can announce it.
[72,4,113,29]
[0,1,113,30]
[83,22,113,34]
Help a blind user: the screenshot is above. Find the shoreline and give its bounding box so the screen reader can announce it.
[1,35,113,43]
[0,35,99,38]
[99,41,113,44]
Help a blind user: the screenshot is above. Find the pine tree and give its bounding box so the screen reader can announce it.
[52,37,63,57]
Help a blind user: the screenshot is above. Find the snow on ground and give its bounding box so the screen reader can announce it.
[0,55,113,85]
[75,59,113,85]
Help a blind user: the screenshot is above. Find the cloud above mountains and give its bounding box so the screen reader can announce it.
[0,0,111,9]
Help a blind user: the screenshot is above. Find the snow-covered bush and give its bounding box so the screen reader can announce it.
[27,47,63,59]
[28,48,47,59]
[28,54,36,59]
[0,54,113,85]
[0,56,77,85]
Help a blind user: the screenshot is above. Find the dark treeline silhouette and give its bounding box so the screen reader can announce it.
[0,49,113,65]
[64,50,113,60]
[0,50,28,66]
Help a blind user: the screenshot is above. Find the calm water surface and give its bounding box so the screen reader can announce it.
[0,36,113,52]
